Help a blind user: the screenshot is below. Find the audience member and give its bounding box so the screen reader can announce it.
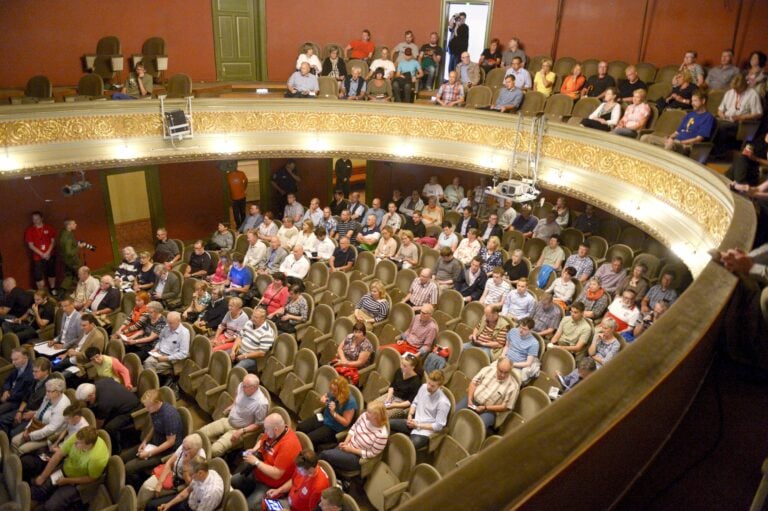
[404,269,439,312]
[456,358,518,434]
[233,307,276,370]
[239,203,263,234]
[581,61,616,99]
[533,59,557,96]
[153,228,180,266]
[479,38,502,74]
[333,322,374,385]
[391,304,438,356]
[594,256,627,294]
[588,318,622,368]
[137,433,206,510]
[616,263,650,303]
[74,266,101,308]
[489,74,523,112]
[548,301,592,355]
[143,311,190,377]
[346,29,375,61]
[419,32,443,90]
[376,353,423,419]
[574,276,611,320]
[503,249,530,285]
[618,65,647,103]
[503,317,541,383]
[604,289,642,334]
[642,271,678,312]
[679,50,705,87]
[353,281,390,327]
[320,401,389,473]
[436,70,465,107]
[501,278,535,321]
[146,456,223,511]
[572,204,600,236]
[389,370,450,449]
[2,289,53,341]
[113,62,152,99]
[456,52,481,88]
[267,450,330,511]
[297,376,356,450]
[366,67,393,102]
[501,38,527,67]
[322,47,347,82]
[564,242,594,282]
[296,46,322,74]
[329,237,356,272]
[368,48,396,80]
[285,62,320,98]
[85,347,132,389]
[657,70,696,111]
[481,266,512,308]
[512,205,539,237]
[504,57,531,90]
[613,89,651,138]
[464,304,511,360]
[581,87,621,131]
[12,377,68,455]
[530,293,562,338]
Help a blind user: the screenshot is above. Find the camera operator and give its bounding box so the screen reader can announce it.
[58,220,94,294]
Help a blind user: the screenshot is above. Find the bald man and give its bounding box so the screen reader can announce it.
[143,312,190,378]
[456,358,519,434]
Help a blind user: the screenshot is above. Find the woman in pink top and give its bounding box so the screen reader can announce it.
[613,89,651,138]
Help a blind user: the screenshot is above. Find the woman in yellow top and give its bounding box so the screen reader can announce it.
[533,59,557,97]
[421,196,444,227]
[560,63,586,99]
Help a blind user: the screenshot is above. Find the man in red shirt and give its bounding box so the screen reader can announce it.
[345,30,374,62]
[263,450,330,511]
[233,412,302,509]
[24,211,57,293]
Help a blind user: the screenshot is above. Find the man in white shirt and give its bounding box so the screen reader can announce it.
[499,199,518,231]
[277,217,300,251]
[369,47,396,80]
[243,230,267,269]
[143,312,190,379]
[504,56,532,90]
[283,195,304,225]
[157,456,224,511]
[313,228,336,262]
[422,176,444,200]
[279,246,311,281]
[501,279,536,321]
[441,177,464,209]
[301,198,323,226]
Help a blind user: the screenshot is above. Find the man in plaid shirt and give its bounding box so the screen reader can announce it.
[436,70,465,107]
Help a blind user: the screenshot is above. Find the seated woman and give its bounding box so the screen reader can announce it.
[112,291,150,338]
[354,281,390,327]
[297,376,357,450]
[123,301,166,360]
[273,284,308,334]
[114,246,141,292]
[478,236,503,274]
[224,253,252,298]
[615,263,650,303]
[574,277,610,320]
[319,401,389,472]
[613,88,651,138]
[206,222,234,251]
[545,266,577,312]
[297,220,318,252]
[181,281,211,323]
[588,317,621,368]
[374,226,398,262]
[745,50,767,97]
[212,296,248,352]
[134,251,157,292]
[85,347,133,390]
[437,221,459,252]
[560,64,586,99]
[138,433,206,511]
[321,47,347,82]
[11,378,69,455]
[657,70,696,112]
[393,230,420,269]
[333,321,375,385]
[421,197,444,228]
[193,286,228,335]
[367,68,393,102]
[581,87,621,131]
[455,228,481,266]
[374,353,423,419]
[478,38,502,75]
[533,59,557,97]
[208,251,232,286]
[296,46,322,75]
[259,272,290,316]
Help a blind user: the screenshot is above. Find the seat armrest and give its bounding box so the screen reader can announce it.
[204,384,226,397]
[291,382,314,396]
[382,482,409,511]
[188,368,208,379]
[273,365,294,378]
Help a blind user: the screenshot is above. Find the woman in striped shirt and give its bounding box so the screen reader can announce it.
[319,401,389,471]
[354,280,390,326]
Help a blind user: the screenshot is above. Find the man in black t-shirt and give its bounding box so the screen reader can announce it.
[329,237,356,272]
[582,61,616,100]
[271,160,300,215]
[419,32,444,90]
[2,290,54,341]
[76,379,141,454]
[618,65,647,103]
[0,278,33,320]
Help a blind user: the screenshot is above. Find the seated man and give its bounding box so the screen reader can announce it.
[231,308,276,372]
[259,237,289,275]
[2,289,54,342]
[340,65,367,100]
[503,317,541,383]
[277,216,300,250]
[284,194,305,223]
[433,247,463,291]
[581,61,615,99]
[454,256,487,303]
[501,278,536,322]
[239,203,263,234]
[512,205,539,238]
[716,74,763,145]
[564,243,594,283]
[285,62,319,98]
[390,304,438,356]
[499,199,518,231]
[313,227,336,262]
[503,249,530,285]
[31,426,109,511]
[706,49,740,91]
[123,389,184,488]
[464,304,511,360]
[302,198,323,226]
[347,192,367,221]
[0,348,34,420]
[366,198,386,227]
[317,208,337,238]
[530,293,562,338]
[185,240,214,278]
[641,91,715,155]
[617,65,647,103]
[329,190,350,217]
[355,214,381,251]
[153,228,181,266]
[345,29,375,61]
[572,204,600,237]
[399,190,424,217]
[488,74,523,113]
[548,301,592,355]
[532,210,562,241]
[206,222,235,251]
[333,210,360,241]
[243,230,267,269]
[72,266,100,310]
[480,213,503,243]
[232,412,302,509]
[389,370,451,449]
[329,237,356,272]
[604,289,642,334]
[419,32,443,90]
[84,275,121,323]
[0,277,33,320]
[455,51,481,88]
[641,271,678,313]
[403,269,439,312]
[594,256,627,295]
[265,450,330,511]
[146,457,224,511]
[626,299,669,342]
[143,311,190,379]
[504,56,532,90]
[198,373,268,457]
[150,264,180,308]
[381,202,403,233]
[536,234,566,271]
[279,245,311,283]
[0,357,50,436]
[402,211,427,239]
[54,313,106,377]
[558,357,598,392]
[392,48,422,103]
[456,358,518,434]
[113,62,153,100]
[76,378,141,454]
[435,70,465,107]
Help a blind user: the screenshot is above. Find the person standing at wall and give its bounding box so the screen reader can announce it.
[227,165,248,229]
[57,219,83,293]
[25,211,56,294]
[447,12,469,72]
[334,158,352,197]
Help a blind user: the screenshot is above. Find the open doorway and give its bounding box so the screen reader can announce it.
[103,169,158,263]
[441,0,494,81]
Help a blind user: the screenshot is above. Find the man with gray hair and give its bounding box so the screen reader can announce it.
[285,62,319,98]
[197,373,268,457]
[146,456,224,511]
[143,311,190,379]
[76,378,140,454]
[340,66,366,100]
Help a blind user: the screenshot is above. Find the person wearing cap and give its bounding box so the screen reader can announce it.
[392,47,423,103]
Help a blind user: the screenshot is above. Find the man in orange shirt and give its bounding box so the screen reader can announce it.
[233,412,302,509]
[345,29,374,62]
[263,450,330,511]
[227,167,248,228]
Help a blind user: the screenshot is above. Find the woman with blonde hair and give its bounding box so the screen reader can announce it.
[137,433,206,510]
[394,230,419,269]
[374,225,398,261]
[560,63,586,99]
[658,69,696,111]
[115,246,140,291]
[376,353,423,418]
[134,251,157,292]
[533,59,557,96]
[298,376,357,449]
[333,321,375,384]
[478,236,503,273]
[297,219,318,252]
[319,401,389,471]
[354,280,390,326]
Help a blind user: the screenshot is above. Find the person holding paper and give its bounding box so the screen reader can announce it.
[123,389,184,488]
[262,450,330,511]
[30,426,109,511]
[455,358,519,434]
[55,314,106,380]
[11,377,69,455]
[143,312,190,380]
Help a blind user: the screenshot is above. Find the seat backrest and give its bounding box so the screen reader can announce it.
[137,368,159,395]
[570,96,600,119]
[605,243,635,268]
[190,334,212,369]
[327,271,349,297]
[586,235,609,260]
[208,457,231,506]
[541,346,576,377]
[354,251,376,273]
[347,59,369,78]
[167,74,192,98]
[373,259,398,286]
[436,289,464,317]
[484,68,507,89]
[560,227,585,252]
[432,435,468,476]
[255,274,273,296]
[543,93,574,119]
[317,459,337,488]
[395,269,417,294]
[466,85,492,108]
[390,302,415,333]
[311,303,334,332]
[514,386,551,420]
[409,463,442,497]
[646,81,671,102]
[635,62,657,84]
[307,261,329,287]
[105,454,125,502]
[313,365,339,396]
[208,350,232,384]
[449,408,486,454]
[523,237,546,263]
[435,330,462,367]
[373,346,401,384]
[385,432,417,482]
[580,59,600,79]
[322,42,344,60]
[318,76,339,99]
[346,280,369,306]
[459,301,485,328]
[294,348,319,384]
[96,36,120,55]
[521,91,546,116]
[224,489,248,511]
[79,73,104,96]
[607,60,628,82]
[142,37,165,56]
[26,75,52,99]
[706,89,726,117]
[618,226,646,252]
[227,367,247,395]
[633,253,661,280]
[652,109,687,137]
[458,347,489,380]
[342,493,361,511]
[655,64,679,85]
[553,56,578,76]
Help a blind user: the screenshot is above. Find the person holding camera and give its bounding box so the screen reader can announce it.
[58,219,87,293]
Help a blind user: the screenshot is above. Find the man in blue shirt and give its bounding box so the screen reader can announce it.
[504,317,541,383]
[227,254,253,298]
[490,75,524,113]
[504,57,532,90]
[392,48,423,103]
[641,91,715,156]
[285,62,319,98]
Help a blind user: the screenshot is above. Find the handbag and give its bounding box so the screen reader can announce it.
[152,464,175,490]
[27,418,45,433]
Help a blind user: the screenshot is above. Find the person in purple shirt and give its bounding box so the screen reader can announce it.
[641,91,715,156]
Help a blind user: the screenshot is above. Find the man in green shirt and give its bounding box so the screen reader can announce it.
[113,61,153,100]
[57,219,82,293]
[31,426,109,511]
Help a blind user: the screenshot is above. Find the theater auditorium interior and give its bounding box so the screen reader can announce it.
[0,1,768,510]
